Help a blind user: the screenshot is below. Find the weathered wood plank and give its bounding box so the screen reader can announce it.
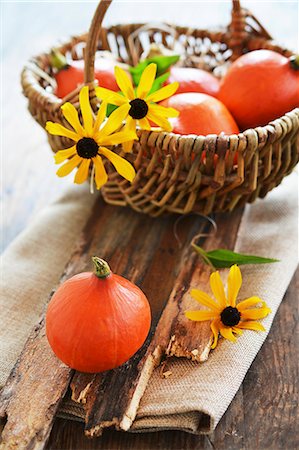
[241,267,298,450]
[165,209,243,361]
[0,316,73,450]
[69,209,244,437]
[0,198,244,447]
[46,269,299,450]
[69,205,217,436]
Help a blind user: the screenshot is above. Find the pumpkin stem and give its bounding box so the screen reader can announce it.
[92,257,111,279]
[289,55,299,71]
[50,49,69,71]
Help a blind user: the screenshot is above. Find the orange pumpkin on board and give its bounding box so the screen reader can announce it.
[161,92,239,136]
[165,67,220,97]
[46,257,151,373]
[218,50,299,130]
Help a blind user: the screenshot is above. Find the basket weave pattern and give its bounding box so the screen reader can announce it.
[21,0,299,216]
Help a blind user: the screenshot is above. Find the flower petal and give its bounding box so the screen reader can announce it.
[93,155,108,189]
[96,87,127,106]
[100,147,136,182]
[56,154,81,177]
[138,117,151,130]
[238,321,266,331]
[100,103,130,136]
[149,103,179,118]
[115,66,135,101]
[61,102,84,136]
[190,288,221,312]
[241,304,271,320]
[137,63,157,99]
[98,131,137,146]
[74,158,91,184]
[232,327,243,335]
[46,122,79,142]
[237,296,263,311]
[220,326,237,342]
[209,271,227,307]
[146,109,172,132]
[93,101,107,133]
[54,146,77,164]
[227,265,242,307]
[122,117,136,153]
[210,319,221,349]
[185,310,216,321]
[79,86,93,136]
[146,81,179,102]
[122,140,134,153]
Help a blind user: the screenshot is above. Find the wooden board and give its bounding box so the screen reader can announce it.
[46,267,299,450]
[0,198,243,449]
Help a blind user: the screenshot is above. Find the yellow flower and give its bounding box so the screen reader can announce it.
[46,86,137,190]
[96,63,179,152]
[185,265,271,349]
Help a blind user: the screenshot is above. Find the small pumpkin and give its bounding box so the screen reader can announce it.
[165,67,220,97]
[46,257,151,373]
[218,50,299,129]
[161,92,239,135]
[50,49,123,98]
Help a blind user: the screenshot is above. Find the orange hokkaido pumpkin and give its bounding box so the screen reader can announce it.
[218,50,299,130]
[161,92,239,135]
[165,66,220,97]
[46,257,151,373]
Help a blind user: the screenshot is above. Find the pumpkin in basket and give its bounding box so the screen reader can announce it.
[165,67,220,97]
[21,0,299,216]
[218,50,299,130]
[50,49,124,98]
[160,92,239,136]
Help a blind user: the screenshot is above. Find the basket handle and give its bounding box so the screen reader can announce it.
[229,0,272,59]
[83,0,256,83]
[84,0,113,84]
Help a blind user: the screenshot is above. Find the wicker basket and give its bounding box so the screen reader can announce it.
[21,0,299,217]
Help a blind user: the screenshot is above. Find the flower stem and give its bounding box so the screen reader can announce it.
[92,257,111,279]
[191,244,216,271]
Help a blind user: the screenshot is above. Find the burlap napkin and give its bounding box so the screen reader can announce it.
[1,172,298,434]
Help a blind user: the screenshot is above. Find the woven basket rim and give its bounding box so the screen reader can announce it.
[21,21,299,155]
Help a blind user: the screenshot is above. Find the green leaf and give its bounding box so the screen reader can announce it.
[106,103,119,117]
[105,90,125,117]
[148,72,170,95]
[129,55,180,86]
[149,55,180,76]
[192,245,279,269]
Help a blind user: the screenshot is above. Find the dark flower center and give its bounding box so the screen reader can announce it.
[76,137,99,159]
[220,306,241,327]
[129,98,148,119]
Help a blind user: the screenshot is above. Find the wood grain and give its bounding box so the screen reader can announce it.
[0,317,73,450]
[66,199,213,437]
[46,267,299,450]
[0,195,243,448]
[165,210,243,361]
[69,207,244,437]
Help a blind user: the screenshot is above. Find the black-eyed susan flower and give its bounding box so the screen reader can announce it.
[46,86,137,190]
[185,265,271,349]
[96,63,179,152]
